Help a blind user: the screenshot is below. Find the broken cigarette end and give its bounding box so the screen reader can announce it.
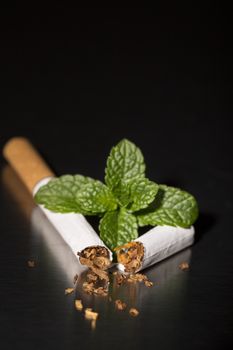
[116,241,144,273]
[78,246,111,281]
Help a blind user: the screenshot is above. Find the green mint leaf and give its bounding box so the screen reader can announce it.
[105,139,146,193]
[34,175,96,213]
[99,208,138,250]
[129,178,159,212]
[76,181,118,214]
[137,184,198,228]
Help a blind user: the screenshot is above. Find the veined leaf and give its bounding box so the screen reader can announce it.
[137,185,198,228]
[105,139,146,193]
[129,178,159,212]
[76,181,117,214]
[34,175,97,213]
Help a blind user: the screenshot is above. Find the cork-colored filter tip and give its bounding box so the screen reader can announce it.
[3,137,54,194]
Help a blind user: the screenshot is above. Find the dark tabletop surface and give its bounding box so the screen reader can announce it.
[0,5,233,350]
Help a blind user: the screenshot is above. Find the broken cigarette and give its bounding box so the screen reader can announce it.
[116,225,195,273]
[3,137,112,265]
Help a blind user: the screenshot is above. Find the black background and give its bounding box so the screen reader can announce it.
[0,4,233,350]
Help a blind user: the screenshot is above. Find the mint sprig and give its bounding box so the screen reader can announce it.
[34,139,198,250]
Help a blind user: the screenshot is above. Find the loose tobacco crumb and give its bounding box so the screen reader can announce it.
[144,280,153,287]
[179,262,189,271]
[85,308,98,320]
[125,272,153,287]
[129,308,139,317]
[115,272,127,285]
[27,260,36,268]
[115,299,127,311]
[93,287,108,296]
[73,274,79,284]
[65,288,74,295]
[127,273,147,283]
[75,299,83,311]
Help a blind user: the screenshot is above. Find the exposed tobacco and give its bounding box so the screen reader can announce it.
[115,242,144,273]
[74,244,156,324]
[78,246,111,282]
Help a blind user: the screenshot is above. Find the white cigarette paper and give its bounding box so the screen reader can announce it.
[31,207,87,282]
[117,225,195,272]
[33,177,112,261]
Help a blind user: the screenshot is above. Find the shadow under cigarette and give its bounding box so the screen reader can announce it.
[194,212,216,243]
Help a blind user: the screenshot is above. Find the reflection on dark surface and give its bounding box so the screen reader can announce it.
[31,207,87,283]
[1,165,36,219]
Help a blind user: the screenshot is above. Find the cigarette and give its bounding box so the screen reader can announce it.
[3,137,112,266]
[116,225,194,273]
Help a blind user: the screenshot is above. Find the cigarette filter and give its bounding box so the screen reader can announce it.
[3,137,112,263]
[116,225,195,273]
